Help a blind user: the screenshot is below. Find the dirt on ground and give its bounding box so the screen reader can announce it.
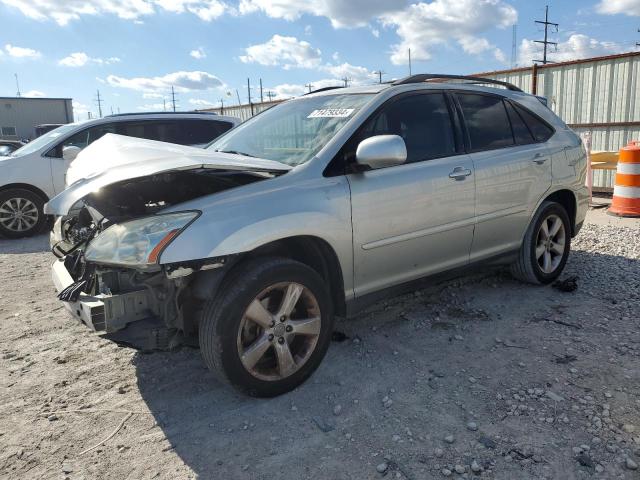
[0,208,639,480]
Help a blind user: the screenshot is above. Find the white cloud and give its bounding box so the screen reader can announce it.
[381,0,516,65]
[4,43,41,58]
[137,102,167,111]
[596,0,640,16]
[240,35,322,70]
[238,0,406,28]
[189,98,216,106]
[23,90,45,97]
[190,47,206,59]
[143,92,165,99]
[270,83,307,99]
[106,70,223,92]
[518,34,623,65]
[58,52,120,67]
[72,100,90,117]
[321,62,373,83]
[0,0,226,25]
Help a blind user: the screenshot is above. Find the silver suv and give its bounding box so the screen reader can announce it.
[48,74,588,397]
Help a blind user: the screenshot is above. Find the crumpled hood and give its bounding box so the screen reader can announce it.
[45,133,291,215]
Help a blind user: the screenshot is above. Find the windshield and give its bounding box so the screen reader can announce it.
[11,123,80,156]
[207,93,374,166]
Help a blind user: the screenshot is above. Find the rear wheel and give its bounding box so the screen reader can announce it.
[511,201,571,284]
[199,257,334,397]
[0,188,46,239]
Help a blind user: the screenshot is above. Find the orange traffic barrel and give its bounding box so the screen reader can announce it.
[609,141,640,217]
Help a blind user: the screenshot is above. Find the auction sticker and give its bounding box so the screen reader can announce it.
[307,108,354,118]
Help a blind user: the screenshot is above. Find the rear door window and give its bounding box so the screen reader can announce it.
[457,94,514,151]
[166,119,233,145]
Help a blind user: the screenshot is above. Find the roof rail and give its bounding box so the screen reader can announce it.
[304,86,344,95]
[391,74,523,92]
[105,111,218,118]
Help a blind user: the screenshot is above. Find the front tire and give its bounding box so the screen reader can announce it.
[511,201,571,284]
[0,188,46,239]
[199,257,334,397]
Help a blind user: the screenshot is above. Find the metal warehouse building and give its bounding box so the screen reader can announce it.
[0,96,74,141]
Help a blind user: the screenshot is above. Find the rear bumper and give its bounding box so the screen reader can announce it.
[51,259,152,332]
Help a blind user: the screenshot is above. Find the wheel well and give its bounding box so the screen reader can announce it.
[544,189,577,235]
[247,236,347,316]
[0,183,49,203]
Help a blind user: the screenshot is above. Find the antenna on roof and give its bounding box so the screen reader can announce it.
[14,73,21,97]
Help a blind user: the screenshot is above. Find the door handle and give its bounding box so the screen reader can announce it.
[532,153,548,165]
[449,166,472,180]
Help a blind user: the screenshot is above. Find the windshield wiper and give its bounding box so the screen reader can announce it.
[216,149,256,158]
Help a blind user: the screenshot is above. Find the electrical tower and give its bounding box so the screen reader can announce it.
[170,86,177,112]
[534,5,558,65]
[95,89,103,117]
[341,77,351,87]
[14,74,21,97]
[373,70,385,83]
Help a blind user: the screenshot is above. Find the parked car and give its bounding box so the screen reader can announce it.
[0,112,239,238]
[48,74,588,397]
[0,140,25,156]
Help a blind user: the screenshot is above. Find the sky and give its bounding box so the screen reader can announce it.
[0,0,639,120]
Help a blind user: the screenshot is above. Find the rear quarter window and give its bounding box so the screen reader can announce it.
[512,103,554,142]
[457,93,514,151]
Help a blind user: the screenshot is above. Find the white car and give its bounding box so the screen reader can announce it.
[0,112,239,238]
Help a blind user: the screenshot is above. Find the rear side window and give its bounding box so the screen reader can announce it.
[114,119,233,146]
[512,103,554,142]
[457,94,513,151]
[504,101,535,145]
[358,93,456,163]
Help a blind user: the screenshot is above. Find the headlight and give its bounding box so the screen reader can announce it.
[84,211,198,266]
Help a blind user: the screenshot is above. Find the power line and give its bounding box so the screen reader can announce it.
[533,5,558,65]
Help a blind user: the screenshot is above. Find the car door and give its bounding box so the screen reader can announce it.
[455,93,553,261]
[345,92,476,297]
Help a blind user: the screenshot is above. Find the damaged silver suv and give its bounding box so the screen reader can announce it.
[48,74,588,397]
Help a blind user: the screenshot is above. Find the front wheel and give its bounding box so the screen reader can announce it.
[511,201,571,284]
[199,257,334,397]
[0,188,46,239]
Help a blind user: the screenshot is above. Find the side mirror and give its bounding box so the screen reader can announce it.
[355,135,407,170]
[62,145,82,162]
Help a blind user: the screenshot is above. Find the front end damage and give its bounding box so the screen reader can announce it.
[49,165,282,350]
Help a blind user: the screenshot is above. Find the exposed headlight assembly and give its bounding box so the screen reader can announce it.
[84,211,199,266]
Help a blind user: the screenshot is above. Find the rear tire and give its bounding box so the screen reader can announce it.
[0,188,46,239]
[199,257,334,397]
[511,201,571,284]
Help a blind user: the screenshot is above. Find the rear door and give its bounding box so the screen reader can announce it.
[345,92,476,296]
[455,93,552,261]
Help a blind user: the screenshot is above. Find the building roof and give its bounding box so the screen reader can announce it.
[0,96,73,101]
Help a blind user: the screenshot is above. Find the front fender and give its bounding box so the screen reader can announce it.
[159,174,354,293]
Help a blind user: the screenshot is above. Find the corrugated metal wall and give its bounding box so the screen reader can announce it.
[0,97,73,140]
[206,100,281,122]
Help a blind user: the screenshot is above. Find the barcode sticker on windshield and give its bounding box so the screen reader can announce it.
[307,108,354,118]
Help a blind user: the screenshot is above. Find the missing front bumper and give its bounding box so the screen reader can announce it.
[51,259,152,333]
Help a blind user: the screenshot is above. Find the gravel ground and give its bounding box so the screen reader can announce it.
[1,209,639,480]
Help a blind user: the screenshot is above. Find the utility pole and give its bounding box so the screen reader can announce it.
[110,106,114,115]
[305,83,314,93]
[266,91,275,101]
[247,78,253,115]
[259,78,264,103]
[408,48,412,75]
[95,89,103,117]
[511,25,518,68]
[341,77,351,87]
[636,28,639,48]
[14,73,21,97]
[373,70,385,83]
[163,98,166,111]
[534,5,558,65]
[220,98,224,114]
[170,86,177,112]
[235,89,241,105]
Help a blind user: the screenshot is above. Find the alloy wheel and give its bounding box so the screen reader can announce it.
[535,214,566,274]
[236,282,321,381]
[0,197,39,232]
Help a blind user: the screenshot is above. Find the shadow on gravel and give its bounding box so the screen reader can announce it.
[132,248,640,479]
[0,233,49,254]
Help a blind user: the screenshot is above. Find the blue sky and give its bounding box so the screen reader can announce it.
[1,0,639,120]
